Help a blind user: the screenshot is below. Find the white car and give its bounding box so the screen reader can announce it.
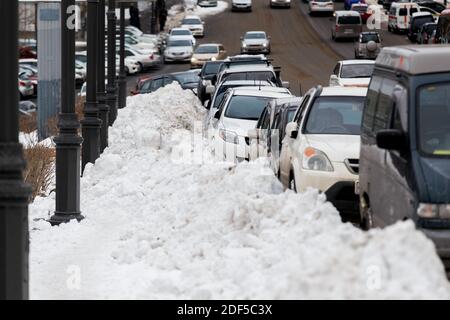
[181,15,205,37]
[169,28,196,46]
[164,38,194,63]
[123,47,161,70]
[208,86,292,162]
[308,0,334,15]
[114,55,140,75]
[329,60,375,87]
[124,25,159,44]
[232,0,252,12]
[279,86,366,215]
[240,31,271,54]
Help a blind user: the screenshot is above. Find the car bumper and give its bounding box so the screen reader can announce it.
[241,46,270,53]
[164,55,192,62]
[310,7,334,12]
[232,4,252,11]
[190,30,204,37]
[271,1,291,7]
[335,31,359,39]
[198,1,218,7]
[128,64,140,74]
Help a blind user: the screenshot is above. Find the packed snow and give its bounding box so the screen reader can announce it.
[29,83,450,299]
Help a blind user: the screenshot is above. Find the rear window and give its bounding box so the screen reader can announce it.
[182,18,201,25]
[225,96,271,120]
[171,29,191,36]
[338,16,361,25]
[340,64,374,78]
[203,62,222,75]
[399,8,408,16]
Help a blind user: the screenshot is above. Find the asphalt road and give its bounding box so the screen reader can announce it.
[126,0,413,96]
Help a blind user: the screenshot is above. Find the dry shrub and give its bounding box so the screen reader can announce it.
[24,143,55,201]
[19,112,37,133]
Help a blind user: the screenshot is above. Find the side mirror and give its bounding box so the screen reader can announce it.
[214,110,221,120]
[282,81,290,89]
[205,84,216,94]
[329,74,339,86]
[376,129,406,151]
[248,128,260,140]
[285,122,299,139]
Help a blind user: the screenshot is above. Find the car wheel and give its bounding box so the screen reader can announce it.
[289,170,297,192]
[360,196,374,230]
[137,62,144,72]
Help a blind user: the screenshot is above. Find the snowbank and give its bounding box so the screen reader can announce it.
[29,83,450,299]
[19,131,54,148]
[166,1,228,30]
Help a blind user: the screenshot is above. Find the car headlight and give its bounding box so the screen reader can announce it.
[242,43,247,48]
[417,204,450,219]
[191,57,197,63]
[263,43,267,47]
[219,129,239,144]
[302,147,334,172]
[211,57,216,61]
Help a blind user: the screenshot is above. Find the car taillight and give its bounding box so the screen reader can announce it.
[19,81,26,86]
[150,54,154,60]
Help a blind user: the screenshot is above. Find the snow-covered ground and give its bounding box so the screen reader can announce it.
[29,83,450,299]
[166,1,228,30]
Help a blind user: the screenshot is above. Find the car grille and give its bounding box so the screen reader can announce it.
[345,159,359,175]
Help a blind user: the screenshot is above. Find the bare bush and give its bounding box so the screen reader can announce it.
[23,144,55,201]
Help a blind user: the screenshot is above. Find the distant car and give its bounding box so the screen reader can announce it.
[198,0,218,7]
[232,0,252,12]
[18,73,34,100]
[279,86,367,217]
[344,0,365,10]
[331,11,362,41]
[351,3,371,23]
[408,12,435,42]
[197,60,225,104]
[208,86,292,162]
[181,15,205,37]
[270,0,292,8]
[388,2,421,34]
[329,60,375,87]
[308,0,335,16]
[191,44,227,68]
[123,47,161,71]
[169,28,196,46]
[164,39,194,63]
[19,100,37,113]
[417,22,437,44]
[241,31,271,54]
[354,31,381,59]
[132,70,200,95]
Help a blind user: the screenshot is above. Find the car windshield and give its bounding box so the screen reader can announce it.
[413,16,434,28]
[172,29,191,36]
[305,96,365,135]
[182,18,201,25]
[203,62,222,75]
[418,82,450,156]
[338,16,361,25]
[223,71,277,83]
[225,95,271,120]
[361,33,380,43]
[173,73,199,85]
[195,45,219,54]
[245,33,266,39]
[168,40,192,47]
[340,64,374,78]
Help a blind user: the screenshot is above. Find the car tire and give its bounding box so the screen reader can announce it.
[360,196,374,231]
[137,62,144,72]
[289,170,297,192]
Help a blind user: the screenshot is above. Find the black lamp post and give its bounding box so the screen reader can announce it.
[98,0,109,153]
[0,0,31,299]
[106,0,118,125]
[81,0,102,171]
[50,0,84,225]
[118,1,128,109]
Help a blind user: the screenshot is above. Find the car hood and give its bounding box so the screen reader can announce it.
[221,117,257,137]
[339,77,371,87]
[418,156,450,203]
[166,46,193,54]
[193,53,218,60]
[243,39,268,45]
[305,134,360,162]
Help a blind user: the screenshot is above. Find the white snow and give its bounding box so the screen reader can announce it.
[19,131,54,148]
[29,83,450,299]
[166,1,228,30]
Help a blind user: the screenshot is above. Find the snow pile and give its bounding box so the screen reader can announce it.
[19,131,54,148]
[29,83,450,299]
[187,1,229,19]
[166,1,228,30]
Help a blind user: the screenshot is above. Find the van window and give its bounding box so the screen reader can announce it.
[390,7,396,16]
[373,78,397,132]
[410,8,418,15]
[338,16,361,25]
[362,75,382,136]
[418,82,450,156]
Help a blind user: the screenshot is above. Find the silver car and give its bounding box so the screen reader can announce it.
[198,0,218,6]
[354,32,382,59]
[331,11,362,41]
[241,31,271,54]
[270,0,292,8]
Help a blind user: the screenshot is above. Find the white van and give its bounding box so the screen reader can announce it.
[388,2,420,33]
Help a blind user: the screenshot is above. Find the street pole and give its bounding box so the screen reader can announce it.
[50,0,84,225]
[98,0,109,153]
[0,0,31,299]
[118,2,127,109]
[81,0,102,171]
[107,0,118,125]
[151,1,156,34]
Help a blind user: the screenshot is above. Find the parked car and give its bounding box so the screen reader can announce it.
[232,0,253,11]
[123,47,161,70]
[18,73,34,100]
[208,86,292,162]
[164,39,194,63]
[408,12,435,42]
[308,0,335,16]
[270,0,292,8]
[191,44,227,68]
[132,70,200,95]
[248,97,302,175]
[351,3,372,23]
[197,60,225,104]
[417,22,437,43]
[435,9,450,43]
[358,45,450,273]
[279,86,367,217]
[181,15,205,37]
[417,1,447,13]
[331,11,362,41]
[388,2,421,33]
[354,32,382,59]
[345,0,365,10]
[168,28,196,46]
[329,60,375,87]
[198,0,218,7]
[241,31,271,54]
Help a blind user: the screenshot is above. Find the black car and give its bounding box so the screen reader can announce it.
[417,22,437,44]
[133,70,200,95]
[359,46,450,273]
[407,13,435,43]
[197,60,224,105]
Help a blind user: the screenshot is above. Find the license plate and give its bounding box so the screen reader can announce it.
[354,180,360,195]
[345,29,353,33]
